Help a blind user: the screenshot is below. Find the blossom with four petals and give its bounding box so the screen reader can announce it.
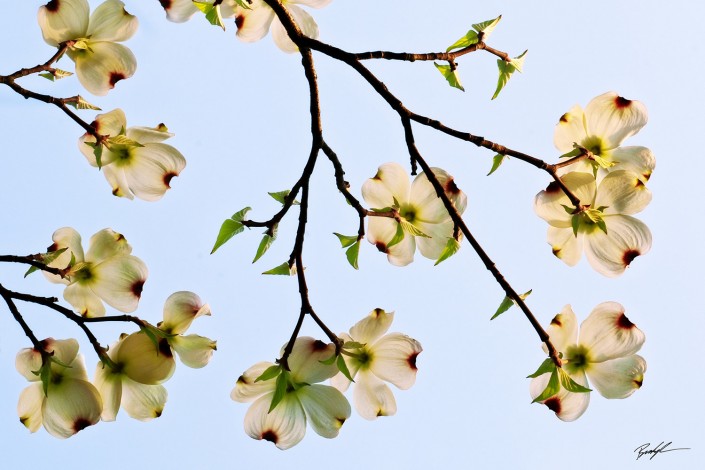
[530,303,646,421]
[331,309,422,420]
[38,0,138,95]
[44,227,148,317]
[16,338,103,438]
[231,337,350,449]
[79,109,187,201]
[362,162,467,266]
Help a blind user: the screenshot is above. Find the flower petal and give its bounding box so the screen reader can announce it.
[86,0,138,42]
[584,215,652,277]
[169,334,216,368]
[231,361,277,403]
[554,104,587,153]
[71,41,136,96]
[588,355,646,399]
[585,92,647,149]
[544,305,578,354]
[530,371,590,422]
[534,172,596,227]
[579,302,645,362]
[352,370,397,420]
[285,337,337,384]
[349,309,394,345]
[85,228,132,264]
[293,0,331,7]
[119,143,187,201]
[18,383,44,432]
[244,392,306,450]
[297,384,350,438]
[161,0,199,22]
[64,283,106,317]
[270,5,318,53]
[121,378,167,421]
[160,291,210,335]
[610,146,655,182]
[117,332,175,385]
[547,226,583,267]
[94,363,122,421]
[369,333,422,390]
[234,0,275,43]
[362,162,411,209]
[414,219,455,261]
[126,126,174,144]
[42,378,102,438]
[90,254,147,313]
[595,170,651,216]
[38,0,89,46]
[102,165,133,199]
[385,231,416,267]
[44,227,84,284]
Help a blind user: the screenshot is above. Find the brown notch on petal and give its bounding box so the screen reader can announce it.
[116,233,125,242]
[550,315,562,327]
[112,187,121,196]
[261,430,278,444]
[545,181,561,194]
[634,178,645,188]
[372,308,384,318]
[616,313,636,330]
[444,178,460,195]
[633,376,644,388]
[158,338,174,358]
[376,409,386,417]
[163,172,178,188]
[73,417,93,433]
[109,72,126,88]
[551,246,562,257]
[622,249,640,267]
[558,113,570,123]
[159,0,172,8]
[544,397,561,414]
[46,0,60,12]
[375,242,388,253]
[47,242,59,252]
[311,339,328,352]
[19,416,30,426]
[131,280,145,299]
[615,96,632,109]
[407,352,419,370]
[336,417,347,426]
[154,409,163,418]
[237,374,248,385]
[235,15,245,29]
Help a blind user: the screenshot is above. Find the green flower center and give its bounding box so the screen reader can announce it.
[113,146,133,165]
[564,344,592,375]
[400,205,417,223]
[582,135,606,156]
[72,263,94,284]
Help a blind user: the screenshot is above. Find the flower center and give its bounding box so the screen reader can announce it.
[582,135,606,157]
[399,205,417,223]
[112,146,133,166]
[71,263,94,284]
[564,344,591,375]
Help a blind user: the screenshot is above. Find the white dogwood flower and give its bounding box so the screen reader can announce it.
[362,162,467,266]
[232,0,331,53]
[16,338,103,438]
[534,171,652,277]
[79,109,187,201]
[331,309,422,420]
[554,92,655,182]
[530,303,646,421]
[44,227,148,317]
[231,337,350,449]
[38,0,138,95]
[158,291,216,368]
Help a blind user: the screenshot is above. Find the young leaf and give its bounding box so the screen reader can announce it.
[262,262,293,276]
[487,154,507,176]
[333,233,358,248]
[252,225,277,263]
[387,222,405,248]
[526,358,556,378]
[255,365,282,383]
[491,50,528,100]
[491,296,514,320]
[268,190,300,205]
[398,219,430,238]
[66,95,101,111]
[531,368,560,403]
[446,30,479,52]
[571,213,580,237]
[193,2,225,30]
[336,355,355,382]
[342,341,366,350]
[39,69,73,81]
[24,247,68,278]
[345,241,360,270]
[434,63,465,92]
[269,371,289,413]
[557,368,592,393]
[435,238,461,266]
[210,207,251,254]
[234,0,252,9]
[472,15,502,38]
[319,353,337,365]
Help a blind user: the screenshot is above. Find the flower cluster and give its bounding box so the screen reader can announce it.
[160,0,331,53]
[79,109,187,201]
[16,293,215,437]
[231,310,421,449]
[535,92,655,276]
[530,302,646,421]
[362,162,467,266]
[38,0,138,95]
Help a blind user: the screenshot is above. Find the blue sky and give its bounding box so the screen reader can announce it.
[1,1,703,468]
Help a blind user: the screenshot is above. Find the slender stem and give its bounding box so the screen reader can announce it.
[0,254,66,277]
[0,284,44,350]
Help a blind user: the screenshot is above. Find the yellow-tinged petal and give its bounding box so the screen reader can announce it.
[161,291,210,335]
[583,215,652,277]
[553,104,587,153]
[90,254,147,313]
[368,333,421,390]
[64,282,106,317]
[231,361,277,403]
[297,384,350,438]
[349,308,394,345]
[234,0,276,44]
[117,332,175,385]
[587,355,646,399]
[42,378,102,438]
[87,0,138,42]
[118,143,187,201]
[121,378,167,421]
[94,363,122,421]
[85,228,132,264]
[270,5,318,53]
[71,41,136,96]
[351,370,396,420]
[285,337,337,384]
[169,334,216,368]
[362,162,411,209]
[38,0,89,46]
[244,392,306,450]
[585,92,648,150]
[530,371,590,422]
[579,302,645,362]
[18,383,44,432]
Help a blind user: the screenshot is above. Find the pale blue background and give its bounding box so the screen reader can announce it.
[1,1,702,468]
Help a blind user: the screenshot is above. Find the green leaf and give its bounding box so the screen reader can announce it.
[435,238,461,266]
[210,207,251,254]
[491,296,514,320]
[398,219,430,238]
[342,341,366,350]
[571,213,580,237]
[193,2,225,30]
[83,141,104,169]
[487,154,507,176]
[268,190,299,205]
[446,30,479,52]
[557,368,592,393]
[434,63,465,92]
[491,50,528,100]
[269,371,289,413]
[107,134,143,148]
[39,360,51,396]
[255,365,282,382]
[345,241,360,270]
[39,69,73,81]
[262,262,293,276]
[387,222,405,248]
[66,95,101,111]
[531,368,560,403]
[234,0,252,8]
[526,358,556,378]
[472,15,502,38]
[333,233,358,248]
[252,225,277,263]
[559,147,582,160]
[319,353,337,365]
[337,355,355,382]
[24,247,68,278]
